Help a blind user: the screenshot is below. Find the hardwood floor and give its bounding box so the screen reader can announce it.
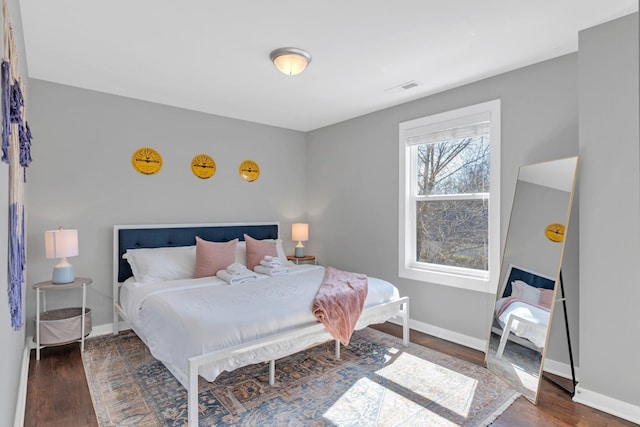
[25,343,98,427]
[25,323,636,426]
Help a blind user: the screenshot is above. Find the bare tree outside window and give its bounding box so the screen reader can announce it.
[415,136,490,270]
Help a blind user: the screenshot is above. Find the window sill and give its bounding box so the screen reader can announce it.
[399,265,495,294]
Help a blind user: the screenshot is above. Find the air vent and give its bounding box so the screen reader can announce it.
[384,80,420,94]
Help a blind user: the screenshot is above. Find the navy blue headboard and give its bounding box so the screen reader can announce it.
[501,265,556,298]
[115,223,279,283]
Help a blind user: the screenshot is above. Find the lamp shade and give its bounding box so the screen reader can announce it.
[292,223,309,242]
[270,47,312,76]
[45,228,78,284]
[45,228,78,259]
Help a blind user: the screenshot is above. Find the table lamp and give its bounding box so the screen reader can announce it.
[292,223,309,258]
[45,227,78,284]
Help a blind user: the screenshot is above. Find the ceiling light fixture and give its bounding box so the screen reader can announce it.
[270,47,312,76]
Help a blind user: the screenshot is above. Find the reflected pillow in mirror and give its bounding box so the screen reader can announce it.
[539,289,554,309]
[511,280,541,305]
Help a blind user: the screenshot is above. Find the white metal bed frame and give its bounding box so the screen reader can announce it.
[112,222,410,427]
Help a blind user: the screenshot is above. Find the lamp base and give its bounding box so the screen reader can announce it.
[294,246,305,258]
[52,265,75,284]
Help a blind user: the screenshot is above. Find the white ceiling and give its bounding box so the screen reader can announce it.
[18,1,638,132]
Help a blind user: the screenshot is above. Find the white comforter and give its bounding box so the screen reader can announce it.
[495,297,549,348]
[121,264,400,387]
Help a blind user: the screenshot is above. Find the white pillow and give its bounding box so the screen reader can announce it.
[511,280,541,305]
[123,246,196,283]
[235,241,247,265]
[235,239,287,266]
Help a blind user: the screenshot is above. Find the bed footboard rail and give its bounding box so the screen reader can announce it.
[113,300,128,335]
[186,296,409,427]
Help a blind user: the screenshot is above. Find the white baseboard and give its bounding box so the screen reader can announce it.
[14,338,31,427]
[542,357,579,381]
[90,321,130,337]
[574,385,640,424]
[405,317,487,351]
[387,317,486,350]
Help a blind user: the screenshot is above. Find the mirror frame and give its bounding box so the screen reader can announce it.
[484,156,578,404]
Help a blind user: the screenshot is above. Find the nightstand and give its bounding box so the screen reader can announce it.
[33,277,92,360]
[287,255,317,265]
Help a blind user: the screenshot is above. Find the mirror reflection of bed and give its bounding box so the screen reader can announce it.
[487,265,556,402]
[485,156,578,404]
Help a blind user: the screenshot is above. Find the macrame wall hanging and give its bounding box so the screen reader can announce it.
[3,0,33,330]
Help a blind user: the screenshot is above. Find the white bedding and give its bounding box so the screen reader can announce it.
[120,264,400,387]
[495,297,549,348]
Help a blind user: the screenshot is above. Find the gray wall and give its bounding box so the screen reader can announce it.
[0,0,28,425]
[578,13,639,408]
[25,80,308,334]
[306,53,580,363]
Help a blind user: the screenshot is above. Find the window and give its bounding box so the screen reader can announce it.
[399,100,500,293]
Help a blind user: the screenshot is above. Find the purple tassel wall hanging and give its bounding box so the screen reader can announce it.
[1,60,10,163]
[3,0,31,330]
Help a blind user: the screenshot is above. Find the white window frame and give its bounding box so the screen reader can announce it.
[398,100,501,293]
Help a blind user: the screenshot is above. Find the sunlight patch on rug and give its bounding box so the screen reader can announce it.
[83,328,518,426]
[323,377,428,426]
[375,352,478,418]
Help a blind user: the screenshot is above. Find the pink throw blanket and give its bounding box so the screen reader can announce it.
[312,267,368,346]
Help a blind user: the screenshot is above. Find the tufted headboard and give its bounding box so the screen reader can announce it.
[500,264,556,299]
[113,222,279,283]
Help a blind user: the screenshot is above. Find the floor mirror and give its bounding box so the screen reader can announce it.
[484,156,578,404]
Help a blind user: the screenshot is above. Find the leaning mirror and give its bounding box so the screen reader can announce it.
[484,156,578,403]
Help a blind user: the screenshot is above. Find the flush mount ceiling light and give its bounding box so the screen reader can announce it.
[269,47,312,76]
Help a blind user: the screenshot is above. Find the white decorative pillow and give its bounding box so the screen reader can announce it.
[123,246,196,283]
[511,280,541,305]
[235,241,247,266]
[273,239,287,263]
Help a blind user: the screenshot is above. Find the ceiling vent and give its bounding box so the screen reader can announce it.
[385,80,420,94]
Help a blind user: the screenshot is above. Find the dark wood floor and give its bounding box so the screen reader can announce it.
[26,343,98,427]
[25,323,636,426]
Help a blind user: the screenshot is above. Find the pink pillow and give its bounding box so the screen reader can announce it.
[244,234,278,270]
[539,289,555,309]
[194,237,238,278]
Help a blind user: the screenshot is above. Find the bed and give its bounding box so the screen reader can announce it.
[112,222,409,427]
[493,265,556,357]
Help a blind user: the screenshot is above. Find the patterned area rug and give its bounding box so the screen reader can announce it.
[83,328,518,426]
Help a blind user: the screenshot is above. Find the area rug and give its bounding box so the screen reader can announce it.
[486,331,541,402]
[83,328,518,426]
